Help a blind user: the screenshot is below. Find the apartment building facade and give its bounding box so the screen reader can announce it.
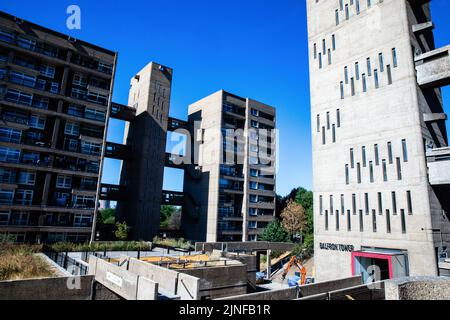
[307,0,450,282]
[0,11,116,243]
[182,90,277,242]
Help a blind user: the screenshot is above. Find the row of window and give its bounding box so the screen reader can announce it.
[335,0,380,26]
[340,49,398,99]
[320,190,412,233]
[314,35,336,69]
[345,140,408,184]
[0,211,93,228]
[0,28,113,75]
[1,68,60,94]
[318,109,341,145]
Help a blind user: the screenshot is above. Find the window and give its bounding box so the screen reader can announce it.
[336,210,340,231]
[249,195,258,203]
[87,92,108,105]
[85,108,106,122]
[396,157,402,180]
[326,112,330,130]
[322,39,326,55]
[332,124,336,143]
[367,58,372,76]
[352,194,357,215]
[0,29,14,43]
[17,36,36,50]
[351,78,355,96]
[362,146,367,167]
[341,194,345,215]
[250,169,259,177]
[402,139,408,162]
[379,53,384,72]
[369,161,374,183]
[73,73,88,87]
[32,96,49,109]
[251,109,259,116]
[322,127,326,145]
[249,182,258,190]
[56,175,72,189]
[81,141,101,156]
[0,147,20,163]
[28,115,45,130]
[0,168,16,184]
[364,193,369,215]
[0,189,14,205]
[345,164,350,185]
[362,74,367,92]
[0,211,10,225]
[387,65,392,85]
[5,89,33,106]
[248,221,257,229]
[407,191,413,215]
[313,43,317,59]
[325,210,329,231]
[339,0,344,10]
[374,69,379,88]
[367,0,372,8]
[335,10,340,26]
[72,195,95,209]
[382,159,388,181]
[10,71,36,88]
[392,192,397,215]
[345,4,349,20]
[18,171,36,185]
[336,109,341,128]
[72,88,87,100]
[97,62,113,74]
[0,68,6,80]
[374,144,379,165]
[340,81,344,99]
[356,0,360,14]
[330,195,334,215]
[347,210,351,231]
[74,214,93,228]
[328,49,332,65]
[359,210,364,232]
[15,189,33,205]
[332,34,336,50]
[378,192,383,214]
[344,66,349,84]
[357,163,361,184]
[350,148,355,168]
[319,195,323,215]
[65,122,80,136]
[317,115,320,132]
[11,212,29,226]
[388,142,393,164]
[251,120,259,128]
[372,210,377,232]
[355,62,360,80]
[319,53,322,69]
[392,48,398,68]
[68,104,84,117]
[400,209,407,234]
[0,127,22,144]
[40,65,55,78]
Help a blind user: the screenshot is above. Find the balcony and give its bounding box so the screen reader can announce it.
[427,147,450,186]
[415,45,450,88]
[110,102,136,122]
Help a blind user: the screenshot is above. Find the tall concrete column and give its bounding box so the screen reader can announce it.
[266,249,271,280]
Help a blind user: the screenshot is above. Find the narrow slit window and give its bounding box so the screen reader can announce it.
[386,209,391,233]
[322,126,326,145]
[345,4,349,20]
[328,49,332,65]
[332,124,336,143]
[357,163,361,184]
[347,210,351,231]
[392,192,397,215]
[392,48,398,67]
[352,194,357,215]
[341,194,345,215]
[337,109,341,127]
[374,144,380,165]
[313,43,317,59]
[388,142,393,164]
[317,114,320,132]
[355,62,360,80]
[356,0,360,14]
[401,209,407,234]
[396,157,402,180]
[345,164,350,185]
[372,209,377,232]
[359,210,364,232]
[330,195,334,214]
[351,77,355,96]
[320,195,323,215]
[402,139,408,162]
[378,192,383,214]
[362,146,367,167]
[327,112,330,130]
[336,210,340,231]
[336,9,340,26]
[382,159,388,181]
[369,161,374,183]
[325,210,329,231]
[367,58,372,76]
[362,73,367,92]
[340,81,344,99]
[332,34,336,50]
[407,191,413,215]
[322,39,326,55]
[364,193,369,215]
[387,65,392,85]
[374,69,379,88]
[319,53,322,69]
[350,148,355,168]
[344,66,349,84]
[379,53,384,72]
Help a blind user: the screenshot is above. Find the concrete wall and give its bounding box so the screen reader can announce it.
[89,256,158,300]
[196,241,294,253]
[180,264,248,299]
[0,276,94,300]
[385,276,450,300]
[219,276,362,300]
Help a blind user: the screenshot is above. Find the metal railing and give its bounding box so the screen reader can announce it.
[42,245,89,276]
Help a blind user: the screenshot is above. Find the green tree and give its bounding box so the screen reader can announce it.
[160,205,176,228]
[114,222,129,241]
[260,220,291,243]
[281,200,307,237]
[99,208,116,225]
[295,188,314,235]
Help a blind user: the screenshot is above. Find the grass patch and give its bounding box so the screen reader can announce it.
[49,241,151,253]
[0,245,53,281]
[152,237,193,250]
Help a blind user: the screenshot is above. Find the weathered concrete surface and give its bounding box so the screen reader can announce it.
[222,252,258,291]
[180,264,248,299]
[219,276,362,300]
[427,147,450,185]
[89,256,158,300]
[385,276,450,300]
[127,258,179,294]
[177,272,201,300]
[196,242,294,253]
[415,45,450,88]
[0,276,94,300]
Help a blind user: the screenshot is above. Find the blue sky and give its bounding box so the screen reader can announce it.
[2,1,450,196]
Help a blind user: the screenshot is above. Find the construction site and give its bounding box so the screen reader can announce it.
[1,241,449,301]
